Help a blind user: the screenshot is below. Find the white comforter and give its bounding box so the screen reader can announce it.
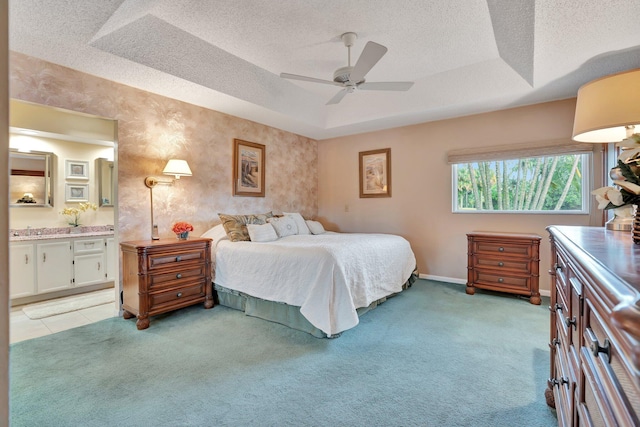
[213,232,416,336]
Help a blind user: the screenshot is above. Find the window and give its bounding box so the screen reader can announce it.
[452,153,590,213]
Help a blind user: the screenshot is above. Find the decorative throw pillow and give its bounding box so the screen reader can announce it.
[283,212,311,235]
[305,220,326,235]
[218,211,274,242]
[246,223,279,242]
[267,216,298,238]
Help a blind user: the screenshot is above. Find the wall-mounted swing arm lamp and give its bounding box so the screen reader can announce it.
[145,159,193,240]
[572,68,640,230]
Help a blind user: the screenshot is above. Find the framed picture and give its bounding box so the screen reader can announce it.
[65,183,89,202]
[359,148,391,198]
[233,139,265,197]
[65,159,89,180]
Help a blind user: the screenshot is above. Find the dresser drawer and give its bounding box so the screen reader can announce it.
[148,282,206,312]
[149,265,206,288]
[147,247,206,270]
[472,255,531,273]
[553,347,574,427]
[583,298,640,426]
[472,240,534,258]
[473,270,530,290]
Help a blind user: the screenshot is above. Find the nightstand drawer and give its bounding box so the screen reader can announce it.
[472,255,531,273]
[148,248,206,270]
[473,270,530,290]
[149,282,206,311]
[149,265,206,288]
[473,241,533,258]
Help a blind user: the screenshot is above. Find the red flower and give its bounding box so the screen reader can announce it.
[172,222,194,233]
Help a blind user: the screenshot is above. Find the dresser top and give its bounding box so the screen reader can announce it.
[548,225,640,293]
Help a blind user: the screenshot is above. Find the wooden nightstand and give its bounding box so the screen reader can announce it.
[120,237,213,330]
[466,232,541,305]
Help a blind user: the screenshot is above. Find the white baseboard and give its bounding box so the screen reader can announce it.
[418,273,550,297]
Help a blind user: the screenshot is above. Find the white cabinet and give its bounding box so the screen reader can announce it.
[9,243,35,298]
[73,238,106,287]
[105,237,116,282]
[36,241,73,293]
[10,234,115,300]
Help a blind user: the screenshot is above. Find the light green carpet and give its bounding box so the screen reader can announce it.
[10,280,557,426]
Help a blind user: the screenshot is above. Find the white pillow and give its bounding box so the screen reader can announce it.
[283,212,310,235]
[267,216,298,238]
[201,224,229,243]
[305,220,326,235]
[246,223,279,242]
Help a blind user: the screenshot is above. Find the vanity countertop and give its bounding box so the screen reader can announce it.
[9,226,114,242]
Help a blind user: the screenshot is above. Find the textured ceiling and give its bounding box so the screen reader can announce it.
[8,0,640,140]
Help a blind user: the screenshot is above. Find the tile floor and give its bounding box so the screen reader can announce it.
[10,293,117,344]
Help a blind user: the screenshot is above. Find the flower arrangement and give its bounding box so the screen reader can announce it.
[172,221,194,234]
[60,202,98,227]
[592,134,640,214]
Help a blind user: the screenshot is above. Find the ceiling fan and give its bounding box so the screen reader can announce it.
[280,32,414,105]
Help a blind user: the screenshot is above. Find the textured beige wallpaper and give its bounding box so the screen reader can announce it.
[9,52,318,242]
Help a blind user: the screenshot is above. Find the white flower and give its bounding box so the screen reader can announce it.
[613,205,635,218]
[592,186,624,209]
[618,147,640,164]
[614,179,640,195]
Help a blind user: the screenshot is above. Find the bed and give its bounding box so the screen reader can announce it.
[203,214,417,338]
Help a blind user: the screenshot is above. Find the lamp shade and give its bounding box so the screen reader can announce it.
[162,159,192,179]
[572,68,640,142]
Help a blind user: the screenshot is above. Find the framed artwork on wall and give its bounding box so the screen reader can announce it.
[65,159,89,180]
[233,139,265,197]
[359,148,391,198]
[65,183,89,202]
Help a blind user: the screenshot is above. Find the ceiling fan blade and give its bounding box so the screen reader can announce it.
[326,89,349,105]
[350,41,387,83]
[358,82,414,91]
[280,72,342,86]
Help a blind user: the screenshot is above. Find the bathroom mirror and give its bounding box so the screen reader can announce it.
[9,149,55,207]
[96,157,114,207]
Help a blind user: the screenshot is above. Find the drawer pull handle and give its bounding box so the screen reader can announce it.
[43,253,46,262]
[552,377,569,387]
[176,273,183,279]
[554,303,563,312]
[25,254,29,264]
[564,316,576,329]
[551,338,560,347]
[498,278,504,283]
[587,331,611,360]
[554,262,562,272]
[497,262,504,267]
[498,247,504,252]
[176,292,183,298]
[97,262,101,271]
[175,256,182,262]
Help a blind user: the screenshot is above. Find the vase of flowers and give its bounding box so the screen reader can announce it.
[172,221,194,240]
[592,135,640,244]
[60,202,98,232]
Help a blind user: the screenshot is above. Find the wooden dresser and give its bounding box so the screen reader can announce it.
[466,232,542,305]
[120,237,213,330]
[546,226,639,426]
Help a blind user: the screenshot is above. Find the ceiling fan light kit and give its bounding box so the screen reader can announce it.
[280,32,414,105]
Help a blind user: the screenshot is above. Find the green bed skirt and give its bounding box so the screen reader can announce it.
[213,272,416,338]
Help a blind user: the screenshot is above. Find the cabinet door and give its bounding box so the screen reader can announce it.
[74,253,106,287]
[36,241,72,293]
[105,237,116,282]
[10,243,36,298]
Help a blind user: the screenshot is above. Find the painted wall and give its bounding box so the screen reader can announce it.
[9,52,318,242]
[317,99,605,293]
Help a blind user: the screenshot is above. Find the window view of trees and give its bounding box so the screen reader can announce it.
[454,154,587,212]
